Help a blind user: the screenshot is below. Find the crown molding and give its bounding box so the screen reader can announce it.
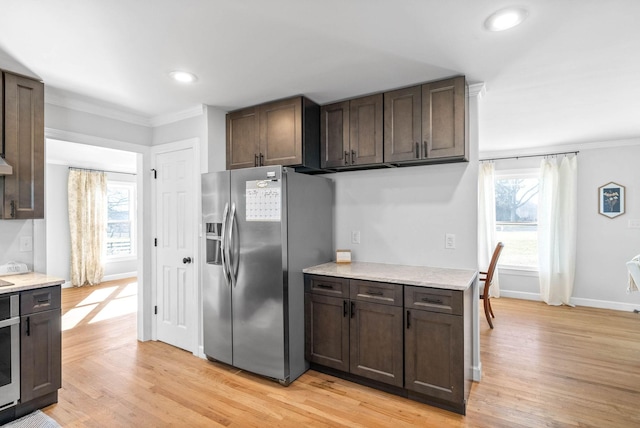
[479,137,640,160]
[149,105,205,127]
[468,82,486,98]
[45,128,151,153]
[45,90,152,127]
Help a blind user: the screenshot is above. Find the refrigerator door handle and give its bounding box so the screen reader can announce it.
[228,202,238,287]
[220,202,231,286]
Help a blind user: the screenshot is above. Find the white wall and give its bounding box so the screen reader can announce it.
[0,219,34,270]
[495,141,640,311]
[328,162,478,269]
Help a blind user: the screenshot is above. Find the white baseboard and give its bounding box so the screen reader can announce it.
[197,346,206,359]
[103,271,137,282]
[472,363,482,382]
[499,289,640,312]
[60,271,137,289]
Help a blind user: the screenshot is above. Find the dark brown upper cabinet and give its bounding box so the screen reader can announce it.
[2,71,45,219]
[384,76,467,164]
[226,96,320,170]
[321,94,383,169]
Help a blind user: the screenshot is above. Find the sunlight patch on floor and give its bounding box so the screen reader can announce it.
[89,295,137,323]
[62,303,99,331]
[63,281,138,329]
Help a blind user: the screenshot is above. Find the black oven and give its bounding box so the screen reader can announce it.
[0,294,20,410]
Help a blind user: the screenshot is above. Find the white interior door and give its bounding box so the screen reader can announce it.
[154,145,197,352]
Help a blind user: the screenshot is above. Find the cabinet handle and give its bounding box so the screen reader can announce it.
[316,284,334,290]
[343,300,348,317]
[344,151,349,165]
[415,142,419,158]
[423,140,428,157]
[366,290,384,296]
[254,154,259,167]
[259,153,264,166]
[36,297,51,304]
[350,301,355,318]
[351,150,356,164]
[10,200,16,218]
[26,316,30,336]
[406,310,411,329]
[421,297,443,305]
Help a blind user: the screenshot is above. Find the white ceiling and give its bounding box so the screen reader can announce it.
[2,0,640,154]
[47,139,137,174]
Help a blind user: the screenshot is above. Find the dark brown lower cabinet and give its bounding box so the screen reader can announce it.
[349,300,403,387]
[305,293,349,372]
[405,309,463,403]
[305,277,404,388]
[17,286,62,417]
[20,309,62,402]
[305,273,473,415]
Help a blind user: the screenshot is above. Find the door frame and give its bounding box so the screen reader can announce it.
[150,138,201,355]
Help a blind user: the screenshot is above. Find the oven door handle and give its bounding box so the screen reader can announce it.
[0,316,20,329]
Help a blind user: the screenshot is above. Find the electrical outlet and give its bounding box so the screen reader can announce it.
[351,230,361,244]
[445,233,456,249]
[20,236,33,252]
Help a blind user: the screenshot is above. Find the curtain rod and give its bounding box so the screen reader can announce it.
[480,151,579,162]
[68,166,136,176]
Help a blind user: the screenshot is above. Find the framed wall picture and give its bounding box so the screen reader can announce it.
[598,182,625,218]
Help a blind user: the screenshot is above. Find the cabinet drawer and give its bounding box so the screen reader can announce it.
[350,280,402,307]
[21,286,61,315]
[404,286,462,315]
[304,275,349,298]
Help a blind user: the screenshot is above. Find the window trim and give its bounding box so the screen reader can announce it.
[105,180,137,261]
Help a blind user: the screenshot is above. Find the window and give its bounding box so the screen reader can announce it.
[495,170,539,268]
[106,181,136,258]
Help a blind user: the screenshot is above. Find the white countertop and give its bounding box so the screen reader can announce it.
[0,272,65,294]
[303,261,477,291]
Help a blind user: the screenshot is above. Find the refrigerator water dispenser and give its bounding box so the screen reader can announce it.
[206,223,222,265]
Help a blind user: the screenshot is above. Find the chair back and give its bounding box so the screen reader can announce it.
[482,242,504,298]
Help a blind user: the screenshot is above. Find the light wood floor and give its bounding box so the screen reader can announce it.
[44,278,640,427]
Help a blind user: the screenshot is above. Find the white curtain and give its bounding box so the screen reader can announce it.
[68,169,107,287]
[478,162,500,297]
[538,156,578,305]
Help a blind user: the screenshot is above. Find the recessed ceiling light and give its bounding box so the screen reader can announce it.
[484,7,528,31]
[169,71,197,83]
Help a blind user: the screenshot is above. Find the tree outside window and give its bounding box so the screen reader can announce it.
[106,182,136,258]
[495,172,539,268]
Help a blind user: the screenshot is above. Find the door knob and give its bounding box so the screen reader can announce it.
[183,257,192,264]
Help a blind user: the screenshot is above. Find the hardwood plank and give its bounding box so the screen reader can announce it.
[43,279,640,427]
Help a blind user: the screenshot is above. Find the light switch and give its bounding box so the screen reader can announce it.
[628,219,640,229]
[445,233,456,249]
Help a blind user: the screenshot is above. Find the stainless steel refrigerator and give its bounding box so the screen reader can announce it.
[202,166,333,385]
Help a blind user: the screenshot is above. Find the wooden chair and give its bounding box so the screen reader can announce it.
[480,242,504,329]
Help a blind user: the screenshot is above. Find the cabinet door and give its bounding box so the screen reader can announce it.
[383,86,421,163]
[422,76,466,160]
[3,72,44,219]
[259,97,302,166]
[350,94,383,166]
[320,101,349,168]
[349,300,403,387]
[226,107,259,170]
[305,293,349,372]
[20,309,62,402]
[405,309,463,403]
